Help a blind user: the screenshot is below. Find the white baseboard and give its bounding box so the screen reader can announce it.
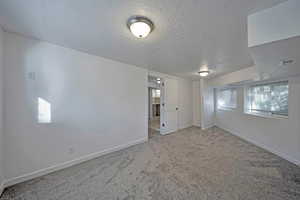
[160,124,193,135]
[201,124,215,130]
[192,124,201,128]
[217,125,300,166]
[179,124,193,130]
[160,130,175,135]
[4,137,148,188]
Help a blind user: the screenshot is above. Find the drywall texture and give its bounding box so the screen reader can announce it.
[178,79,193,129]
[192,80,201,127]
[200,79,215,129]
[3,32,148,181]
[207,67,257,88]
[248,0,300,47]
[0,27,4,192]
[210,68,300,165]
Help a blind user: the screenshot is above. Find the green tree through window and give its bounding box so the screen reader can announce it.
[247,81,288,116]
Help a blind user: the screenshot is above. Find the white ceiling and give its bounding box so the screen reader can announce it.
[0,0,286,79]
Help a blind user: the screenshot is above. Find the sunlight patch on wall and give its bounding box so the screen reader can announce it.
[38,97,51,123]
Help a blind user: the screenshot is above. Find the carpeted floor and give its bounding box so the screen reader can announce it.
[149,117,160,131]
[1,127,300,200]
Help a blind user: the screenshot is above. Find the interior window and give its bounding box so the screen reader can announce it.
[217,88,237,110]
[245,81,288,116]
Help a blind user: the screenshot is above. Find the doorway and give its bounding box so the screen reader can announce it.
[148,76,162,138]
[149,88,161,131]
[147,75,179,138]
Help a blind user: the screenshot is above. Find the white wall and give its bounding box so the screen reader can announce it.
[192,81,201,127]
[200,79,215,129]
[0,27,4,194]
[248,0,300,47]
[210,67,300,165]
[3,32,148,183]
[207,67,257,87]
[178,78,193,129]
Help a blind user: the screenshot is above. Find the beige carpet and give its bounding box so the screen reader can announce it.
[1,127,300,200]
[149,117,160,131]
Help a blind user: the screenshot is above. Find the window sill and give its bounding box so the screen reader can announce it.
[37,122,53,125]
[217,107,236,112]
[244,111,288,120]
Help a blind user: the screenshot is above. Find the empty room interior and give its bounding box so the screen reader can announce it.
[0,0,300,199]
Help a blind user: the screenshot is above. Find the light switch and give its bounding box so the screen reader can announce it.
[28,72,36,80]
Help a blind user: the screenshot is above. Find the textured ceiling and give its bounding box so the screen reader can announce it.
[0,0,286,79]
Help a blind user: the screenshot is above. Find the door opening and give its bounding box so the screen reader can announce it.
[150,88,160,131]
[148,76,162,138]
[147,75,179,138]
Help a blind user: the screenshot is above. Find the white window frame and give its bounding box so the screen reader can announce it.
[217,88,237,111]
[244,81,289,119]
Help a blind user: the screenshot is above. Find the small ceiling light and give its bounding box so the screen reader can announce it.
[157,78,161,84]
[198,70,210,77]
[127,16,154,38]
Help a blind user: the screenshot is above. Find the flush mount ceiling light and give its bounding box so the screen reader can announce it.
[156,78,161,84]
[127,16,154,38]
[198,70,210,77]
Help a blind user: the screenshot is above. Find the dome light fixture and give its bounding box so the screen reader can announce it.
[127,16,154,38]
[157,78,161,84]
[198,70,210,77]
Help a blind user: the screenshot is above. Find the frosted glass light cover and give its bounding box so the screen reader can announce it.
[130,22,151,38]
[199,71,209,77]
